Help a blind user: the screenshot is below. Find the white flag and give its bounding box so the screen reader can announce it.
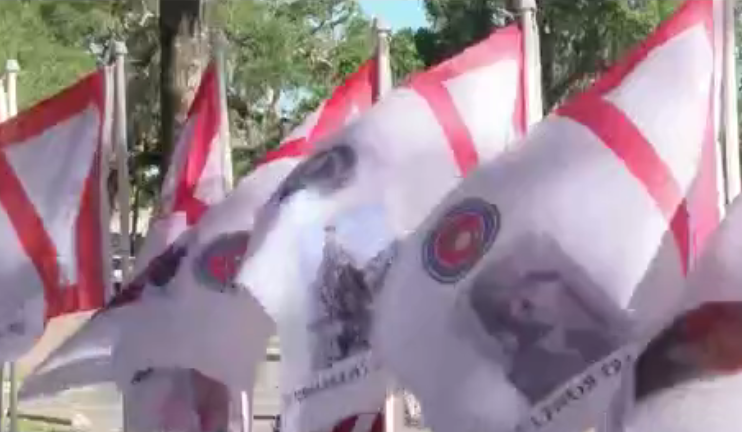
[0,69,113,362]
[374,2,722,432]
[237,24,526,432]
[109,57,382,400]
[20,61,229,400]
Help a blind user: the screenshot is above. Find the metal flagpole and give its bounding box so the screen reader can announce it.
[0,76,7,432]
[5,58,19,432]
[516,0,543,128]
[209,27,248,432]
[112,41,132,432]
[371,16,400,432]
[113,41,132,283]
[372,17,392,102]
[723,0,740,204]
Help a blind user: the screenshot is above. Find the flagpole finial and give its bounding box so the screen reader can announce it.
[113,41,128,56]
[372,17,391,35]
[5,59,19,74]
[515,0,537,11]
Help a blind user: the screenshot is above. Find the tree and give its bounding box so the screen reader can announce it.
[415,0,679,110]
[159,0,208,165]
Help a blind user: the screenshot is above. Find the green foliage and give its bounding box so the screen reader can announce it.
[217,0,424,177]
[0,1,119,109]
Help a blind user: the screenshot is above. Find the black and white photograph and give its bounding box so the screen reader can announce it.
[308,237,396,370]
[454,238,625,404]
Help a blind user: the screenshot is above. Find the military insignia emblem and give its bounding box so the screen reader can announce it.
[422,198,500,284]
[194,231,250,293]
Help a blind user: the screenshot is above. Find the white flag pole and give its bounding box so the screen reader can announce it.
[113,41,132,282]
[516,0,543,128]
[0,77,6,432]
[373,17,393,100]
[5,58,19,432]
[723,0,740,204]
[210,28,248,432]
[371,16,400,432]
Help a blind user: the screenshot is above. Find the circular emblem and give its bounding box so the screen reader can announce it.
[422,198,500,284]
[194,231,251,293]
[274,144,357,203]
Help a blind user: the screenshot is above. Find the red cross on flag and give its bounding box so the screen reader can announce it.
[18,60,231,400]
[236,23,526,432]
[0,69,113,362]
[19,56,381,404]
[374,2,722,432]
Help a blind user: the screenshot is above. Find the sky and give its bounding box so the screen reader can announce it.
[358,0,428,30]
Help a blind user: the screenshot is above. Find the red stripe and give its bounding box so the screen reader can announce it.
[332,415,359,432]
[369,413,384,432]
[0,70,107,320]
[257,138,311,166]
[52,147,106,317]
[0,71,106,148]
[408,24,523,175]
[0,154,63,317]
[560,98,690,274]
[687,96,720,259]
[569,0,713,104]
[412,81,480,174]
[171,63,219,225]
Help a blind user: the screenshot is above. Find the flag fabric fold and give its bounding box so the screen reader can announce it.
[19,61,228,400]
[0,68,113,363]
[108,55,381,423]
[236,24,526,432]
[622,199,742,432]
[373,2,721,432]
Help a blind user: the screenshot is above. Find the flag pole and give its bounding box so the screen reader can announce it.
[372,17,393,101]
[372,16,399,432]
[0,77,7,432]
[113,41,132,282]
[723,0,740,204]
[516,0,543,128]
[5,58,19,432]
[210,27,248,432]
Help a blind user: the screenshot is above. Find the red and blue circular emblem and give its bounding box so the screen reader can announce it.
[422,198,500,284]
[194,231,250,293]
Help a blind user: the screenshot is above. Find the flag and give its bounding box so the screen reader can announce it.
[108,57,381,400]
[236,24,526,432]
[19,61,229,400]
[373,2,721,432]
[0,69,113,362]
[622,200,742,431]
[124,367,238,432]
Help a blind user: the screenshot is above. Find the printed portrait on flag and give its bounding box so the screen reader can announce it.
[309,238,396,369]
[453,237,625,404]
[634,301,742,402]
[273,144,357,204]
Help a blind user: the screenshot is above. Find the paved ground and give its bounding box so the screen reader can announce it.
[3,316,281,432]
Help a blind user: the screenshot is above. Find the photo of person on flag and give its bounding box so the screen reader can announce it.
[452,234,625,405]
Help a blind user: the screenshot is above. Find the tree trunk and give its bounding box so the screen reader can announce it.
[159,0,208,180]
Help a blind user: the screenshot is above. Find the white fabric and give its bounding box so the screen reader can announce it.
[19,63,228,400]
[373,4,718,432]
[236,26,524,432]
[0,71,110,363]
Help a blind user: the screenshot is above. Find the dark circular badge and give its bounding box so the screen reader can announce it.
[193,231,251,293]
[422,198,500,284]
[274,144,357,203]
